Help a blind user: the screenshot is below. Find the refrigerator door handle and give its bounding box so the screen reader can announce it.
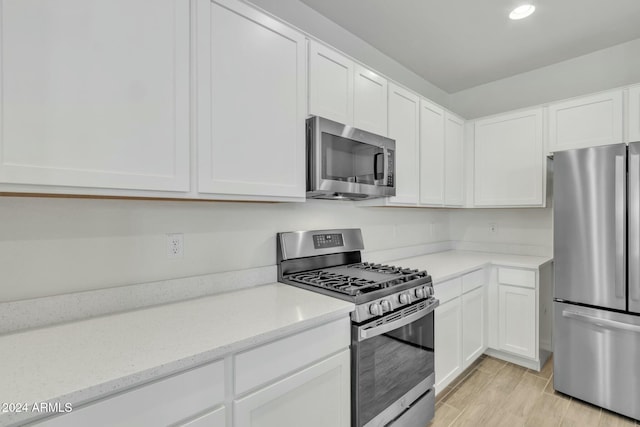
[630,153,640,303]
[615,155,626,299]
[563,309,640,333]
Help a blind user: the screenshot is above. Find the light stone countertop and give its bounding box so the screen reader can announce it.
[0,283,354,427]
[0,249,551,426]
[387,250,552,284]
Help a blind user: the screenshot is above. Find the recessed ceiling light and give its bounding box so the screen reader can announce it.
[509,4,536,20]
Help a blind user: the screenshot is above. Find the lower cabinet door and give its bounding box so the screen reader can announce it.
[434,297,462,392]
[498,285,536,358]
[462,286,485,367]
[234,350,350,427]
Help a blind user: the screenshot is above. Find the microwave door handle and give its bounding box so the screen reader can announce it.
[383,148,389,186]
[373,153,381,182]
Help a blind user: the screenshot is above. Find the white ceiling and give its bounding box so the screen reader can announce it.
[298,0,640,93]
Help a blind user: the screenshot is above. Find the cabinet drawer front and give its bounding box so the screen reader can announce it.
[235,317,350,395]
[498,268,536,289]
[462,269,484,293]
[434,277,462,304]
[179,405,225,427]
[35,360,225,427]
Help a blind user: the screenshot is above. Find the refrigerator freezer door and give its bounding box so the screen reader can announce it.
[629,142,640,314]
[554,302,640,420]
[553,143,626,310]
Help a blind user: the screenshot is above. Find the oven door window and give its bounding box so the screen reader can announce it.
[321,132,385,184]
[354,311,434,427]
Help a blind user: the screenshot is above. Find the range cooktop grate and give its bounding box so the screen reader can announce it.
[285,263,430,296]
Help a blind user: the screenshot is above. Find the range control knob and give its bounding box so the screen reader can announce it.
[398,292,412,305]
[426,286,434,297]
[380,300,392,313]
[415,287,426,299]
[369,302,383,316]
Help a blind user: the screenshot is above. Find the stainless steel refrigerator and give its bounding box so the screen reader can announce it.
[554,142,640,420]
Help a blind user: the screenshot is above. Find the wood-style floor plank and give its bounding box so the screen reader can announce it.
[560,399,602,427]
[430,403,462,427]
[428,355,640,427]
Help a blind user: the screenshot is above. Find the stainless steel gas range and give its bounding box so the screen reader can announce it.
[277,228,439,427]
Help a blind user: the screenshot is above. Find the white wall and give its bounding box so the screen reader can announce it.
[450,37,640,119]
[0,197,449,302]
[448,208,553,256]
[247,0,450,108]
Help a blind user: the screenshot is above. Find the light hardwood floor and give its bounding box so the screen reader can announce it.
[430,355,638,427]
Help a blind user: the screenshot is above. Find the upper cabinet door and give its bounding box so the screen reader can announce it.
[387,84,419,205]
[196,0,306,199]
[629,85,640,143]
[474,108,544,206]
[419,100,445,206]
[0,0,190,192]
[444,113,465,207]
[548,90,623,152]
[308,42,354,125]
[353,65,388,136]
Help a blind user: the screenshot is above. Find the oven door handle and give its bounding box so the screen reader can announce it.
[357,299,439,342]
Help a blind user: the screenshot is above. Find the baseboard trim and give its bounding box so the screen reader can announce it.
[484,348,550,371]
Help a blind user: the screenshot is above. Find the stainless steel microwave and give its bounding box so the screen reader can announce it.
[306,116,396,200]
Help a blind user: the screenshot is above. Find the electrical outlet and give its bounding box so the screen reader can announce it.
[489,223,498,235]
[167,233,184,258]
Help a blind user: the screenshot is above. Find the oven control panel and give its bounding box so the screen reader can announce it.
[352,283,435,323]
[312,233,344,249]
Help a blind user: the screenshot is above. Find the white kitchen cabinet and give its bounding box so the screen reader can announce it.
[308,41,387,137]
[308,42,354,125]
[385,83,420,205]
[353,64,388,135]
[474,108,545,206]
[628,85,640,142]
[433,275,462,393]
[196,0,306,200]
[419,99,445,206]
[498,284,536,359]
[486,265,550,371]
[548,89,623,152]
[234,350,350,427]
[0,0,190,193]
[444,112,465,206]
[34,360,225,427]
[35,314,352,427]
[435,296,462,392]
[434,271,486,392]
[462,285,486,368]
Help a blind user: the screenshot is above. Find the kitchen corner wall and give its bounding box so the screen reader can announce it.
[0,197,449,302]
[448,208,553,257]
[450,37,640,119]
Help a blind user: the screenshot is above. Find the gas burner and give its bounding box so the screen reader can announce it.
[286,270,378,296]
[349,262,420,275]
